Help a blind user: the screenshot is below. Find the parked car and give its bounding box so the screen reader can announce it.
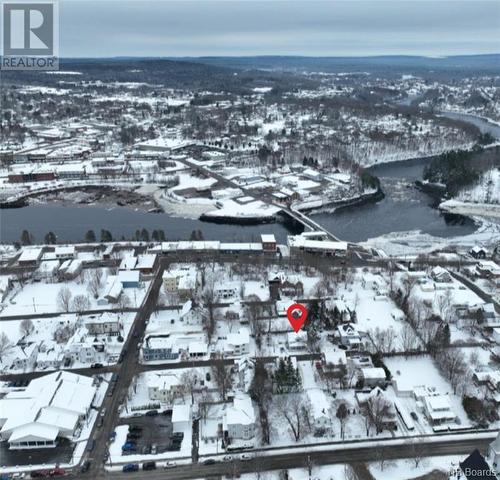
[164,461,177,469]
[109,432,116,442]
[145,410,158,416]
[122,464,139,473]
[410,411,418,421]
[142,461,156,471]
[223,455,233,462]
[203,458,216,465]
[90,363,103,369]
[87,440,95,452]
[97,417,104,427]
[142,445,151,455]
[100,407,106,417]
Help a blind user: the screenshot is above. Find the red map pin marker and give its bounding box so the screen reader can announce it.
[287,303,308,333]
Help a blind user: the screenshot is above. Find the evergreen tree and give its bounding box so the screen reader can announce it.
[20,230,33,245]
[140,228,150,242]
[85,230,96,243]
[44,231,57,244]
[100,229,113,242]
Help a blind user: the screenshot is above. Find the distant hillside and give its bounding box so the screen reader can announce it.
[1,58,319,92]
[170,54,500,77]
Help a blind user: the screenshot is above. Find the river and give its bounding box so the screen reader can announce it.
[1,113,497,245]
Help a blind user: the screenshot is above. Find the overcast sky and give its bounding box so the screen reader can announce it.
[59,0,500,57]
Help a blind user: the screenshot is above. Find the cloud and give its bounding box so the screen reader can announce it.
[59,0,500,57]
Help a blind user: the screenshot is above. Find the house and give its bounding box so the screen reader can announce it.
[337,323,362,350]
[142,337,179,362]
[302,168,323,182]
[58,259,83,280]
[261,234,277,253]
[459,449,497,480]
[470,246,488,259]
[10,343,39,371]
[321,348,347,377]
[188,342,208,358]
[162,266,197,299]
[360,367,386,388]
[287,330,308,351]
[148,373,183,403]
[223,394,255,441]
[306,389,332,435]
[172,404,191,433]
[36,347,63,370]
[84,313,121,336]
[54,246,75,261]
[225,328,250,356]
[356,387,397,431]
[476,261,500,280]
[430,266,452,283]
[422,393,456,425]
[18,247,43,267]
[215,283,239,300]
[134,254,157,275]
[118,270,140,289]
[100,275,123,304]
[0,371,96,449]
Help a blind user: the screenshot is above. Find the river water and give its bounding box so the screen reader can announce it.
[1,113,498,245]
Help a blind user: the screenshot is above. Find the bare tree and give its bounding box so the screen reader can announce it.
[399,323,418,355]
[435,289,454,324]
[180,370,199,404]
[436,349,467,394]
[343,465,359,480]
[212,356,232,401]
[86,269,103,299]
[72,294,91,312]
[368,327,397,354]
[0,332,13,361]
[19,318,34,337]
[407,438,426,468]
[201,283,217,343]
[117,294,131,312]
[362,392,392,435]
[246,303,264,350]
[336,402,349,440]
[274,394,311,442]
[57,287,73,312]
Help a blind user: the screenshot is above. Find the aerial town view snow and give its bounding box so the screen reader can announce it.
[0,1,499,479]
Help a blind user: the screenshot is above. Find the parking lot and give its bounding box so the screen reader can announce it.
[118,411,183,455]
[0,438,73,467]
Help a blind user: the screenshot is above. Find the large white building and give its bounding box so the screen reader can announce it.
[0,371,96,449]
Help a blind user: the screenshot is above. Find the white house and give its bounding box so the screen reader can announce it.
[0,371,96,449]
[225,328,250,356]
[306,388,332,434]
[422,393,456,425]
[337,323,362,350]
[11,343,38,371]
[431,266,452,283]
[54,245,76,261]
[223,393,255,441]
[148,373,183,403]
[84,313,121,336]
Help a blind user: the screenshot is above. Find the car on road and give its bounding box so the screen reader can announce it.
[109,432,116,442]
[240,453,254,461]
[164,461,177,469]
[202,458,216,465]
[87,440,95,452]
[100,407,106,417]
[142,461,156,471]
[122,464,139,473]
[80,460,91,473]
[90,363,103,369]
[97,417,104,427]
[223,455,233,462]
[410,411,419,421]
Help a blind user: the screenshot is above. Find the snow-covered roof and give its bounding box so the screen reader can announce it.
[261,234,276,243]
[18,247,43,263]
[225,394,255,427]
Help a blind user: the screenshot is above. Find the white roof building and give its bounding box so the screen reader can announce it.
[0,371,96,449]
[223,393,255,441]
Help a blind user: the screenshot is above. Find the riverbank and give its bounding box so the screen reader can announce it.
[439,199,500,220]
